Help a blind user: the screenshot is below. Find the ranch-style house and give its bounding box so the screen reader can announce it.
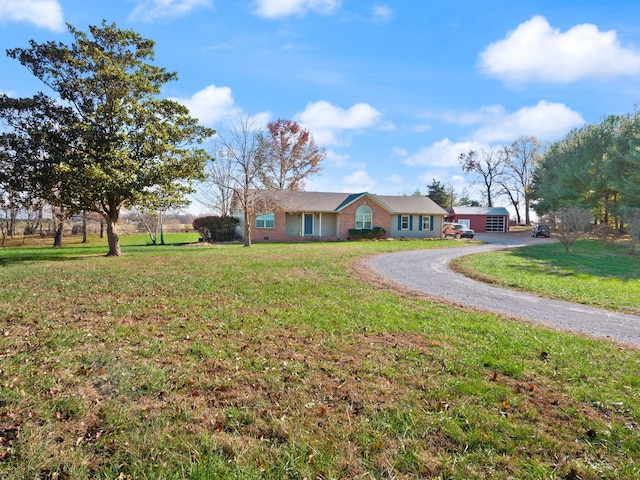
[234,190,448,243]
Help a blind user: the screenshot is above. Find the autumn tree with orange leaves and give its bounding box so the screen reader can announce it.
[258,119,325,191]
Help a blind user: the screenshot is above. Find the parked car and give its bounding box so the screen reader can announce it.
[443,222,474,239]
[532,224,551,238]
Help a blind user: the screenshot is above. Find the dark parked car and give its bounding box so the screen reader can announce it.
[443,222,474,239]
[532,224,551,238]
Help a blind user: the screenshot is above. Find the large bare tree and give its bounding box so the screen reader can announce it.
[210,116,273,247]
[504,135,542,225]
[459,147,505,207]
[196,141,237,216]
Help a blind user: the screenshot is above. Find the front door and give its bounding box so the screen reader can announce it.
[304,213,314,236]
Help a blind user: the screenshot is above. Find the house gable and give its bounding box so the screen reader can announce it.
[337,196,393,238]
[335,192,393,214]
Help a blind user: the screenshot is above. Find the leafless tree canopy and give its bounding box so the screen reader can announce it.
[459,147,506,208]
[505,135,542,225]
[196,143,237,216]
[552,207,592,253]
[622,207,640,255]
[458,136,541,224]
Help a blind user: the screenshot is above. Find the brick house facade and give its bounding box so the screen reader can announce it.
[234,191,448,243]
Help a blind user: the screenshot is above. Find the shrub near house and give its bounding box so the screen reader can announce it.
[348,227,386,240]
[193,216,239,242]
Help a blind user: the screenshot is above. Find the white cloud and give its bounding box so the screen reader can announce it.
[248,111,272,129]
[440,105,506,126]
[417,170,462,189]
[398,139,488,168]
[410,123,431,133]
[372,4,393,22]
[0,0,64,31]
[0,88,17,97]
[325,149,350,167]
[129,0,212,22]
[296,100,382,146]
[171,84,241,126]
[343,169,377,192]
[437,101,584,143]
[387,173,403,184]
[254,0,340,18]
[469,101,584,143]
[480,15,640,84]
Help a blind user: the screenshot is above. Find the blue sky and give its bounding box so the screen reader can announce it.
[2,0,640,212]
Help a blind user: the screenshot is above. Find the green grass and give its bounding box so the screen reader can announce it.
[1,236,640,479]
[0,232,201,263]
[452,239,640,314]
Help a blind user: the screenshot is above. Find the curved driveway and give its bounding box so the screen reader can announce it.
[367,233,640,348]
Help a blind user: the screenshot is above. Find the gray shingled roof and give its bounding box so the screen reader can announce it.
[450,206,510,216]
[249,190,447,215]
[376,195,447,215]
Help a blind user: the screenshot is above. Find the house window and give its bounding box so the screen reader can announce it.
[255,213,275,229]
[401,215,410,230]
[422,215,432,231]
[355,205,372,229]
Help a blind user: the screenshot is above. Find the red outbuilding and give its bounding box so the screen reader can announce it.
[446,206,510,233]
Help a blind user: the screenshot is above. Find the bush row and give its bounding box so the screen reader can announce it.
[348,226,386,240]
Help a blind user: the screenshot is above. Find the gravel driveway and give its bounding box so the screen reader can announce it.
[367,232,640,348]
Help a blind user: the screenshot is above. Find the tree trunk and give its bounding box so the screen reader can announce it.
[9,207,16,237]
[524,197,531,225]
[243,209,252,247]
[82,213,88,243]
[38,205,44,236]
[160,222,165,245]
[52,206,65,247]
[53,221,63,248]
[512,204,522,225]
[105,217,122,257]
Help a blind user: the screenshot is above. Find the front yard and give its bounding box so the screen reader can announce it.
[1,236,639,479]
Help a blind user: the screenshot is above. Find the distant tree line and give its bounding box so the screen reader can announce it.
[532,112,640,253]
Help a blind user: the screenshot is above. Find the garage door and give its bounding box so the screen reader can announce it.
[485,216,505,232]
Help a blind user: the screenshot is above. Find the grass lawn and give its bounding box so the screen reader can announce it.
[452,239,640,315]
[1,235,640,479]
